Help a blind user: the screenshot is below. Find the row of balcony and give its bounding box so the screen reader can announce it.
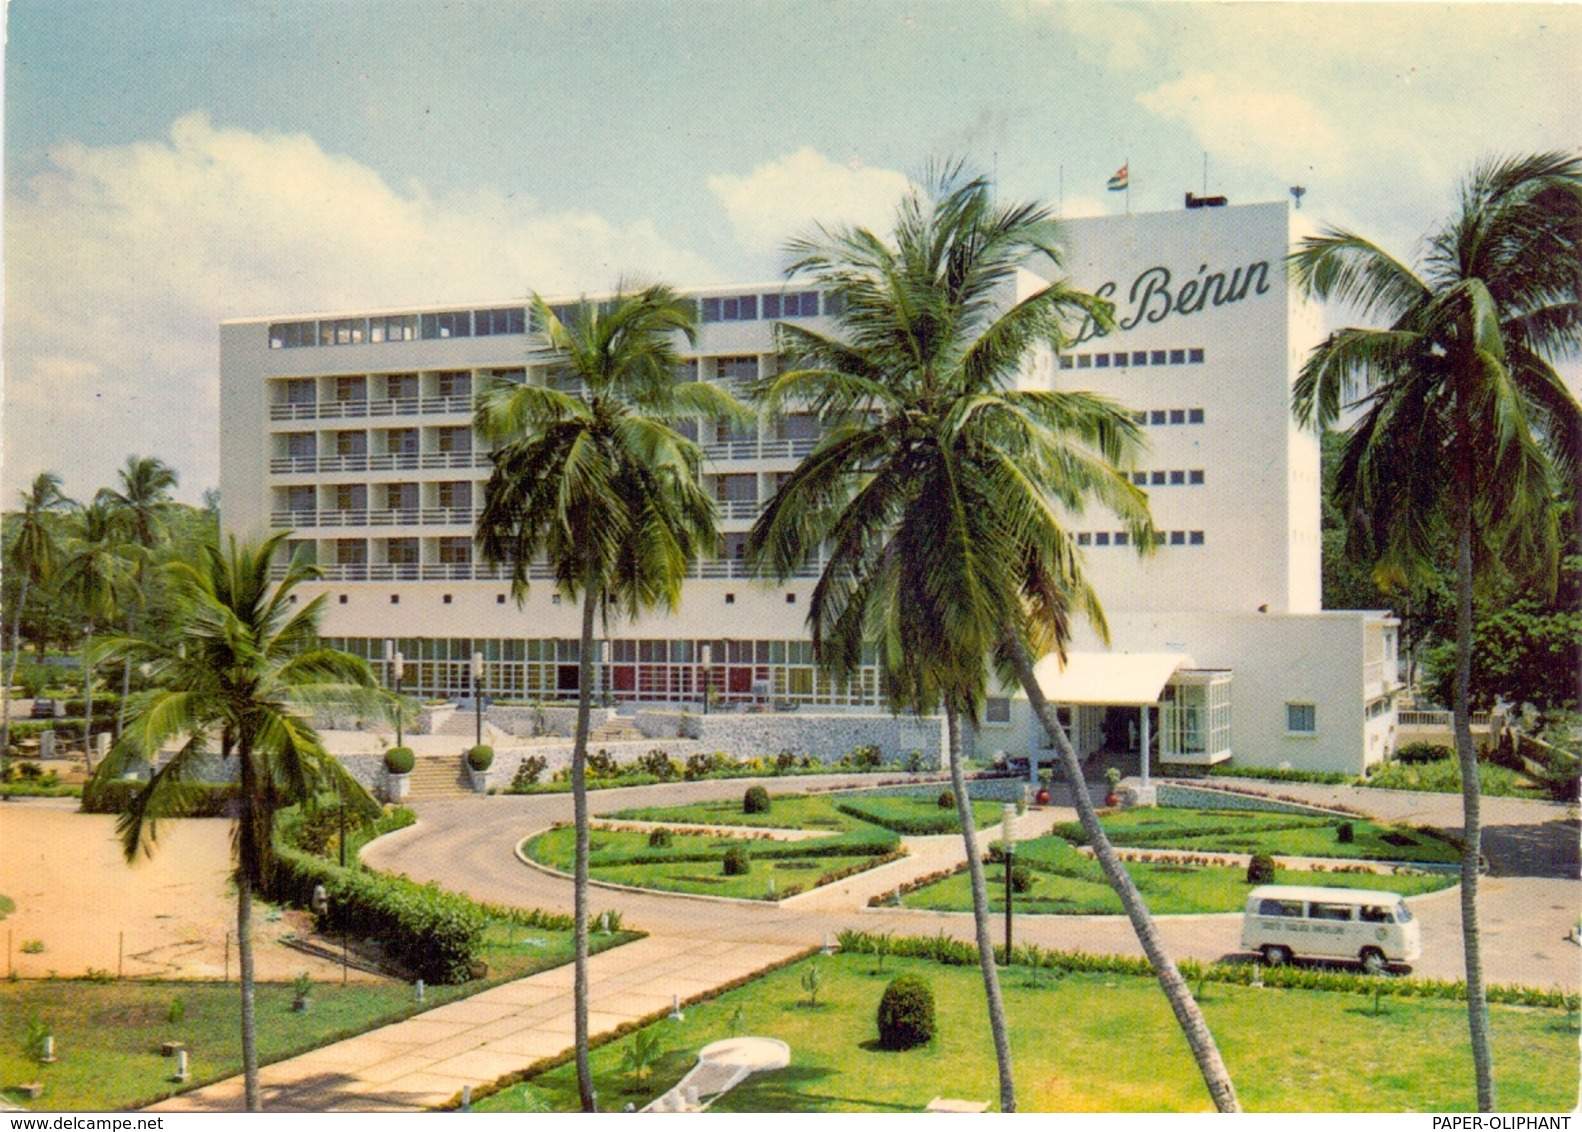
[275,558,822,583]
[269,395,475,421]
[699,437,817,461]
[269,452,489,474]
[270,507,478,528]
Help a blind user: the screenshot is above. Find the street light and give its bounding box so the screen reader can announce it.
[1002,803,1018,962]
[384,640,406,748]
[471,651,484,748]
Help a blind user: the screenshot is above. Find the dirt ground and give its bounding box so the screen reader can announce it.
[0,799,383,983]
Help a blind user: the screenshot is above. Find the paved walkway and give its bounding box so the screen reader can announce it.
[152,773,1580,1111]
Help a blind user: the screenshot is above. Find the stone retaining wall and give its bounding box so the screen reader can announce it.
[629,710,945,766]
[1156,781,1350,818]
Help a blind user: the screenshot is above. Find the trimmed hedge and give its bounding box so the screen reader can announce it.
[743,785,771,814]
[266,845,485,984]
[81,779,238,816]
[384,746,415,774]
[722,845,751,876]
[834,799,964,836]
[468,744,495,772]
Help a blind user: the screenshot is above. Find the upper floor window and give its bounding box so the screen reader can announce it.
[421,311,472,340]
[386,373,419,401]
[1286,703,1317,735]
[764,291,820,319]
[269,321,315,349]
[985,697,1012,724]
[369,314,417,343]
[336,376,366,401]
[437,371,472,399]
[284,379,316,405]
[320,319,366,346]
[701,294,758,323]
[716,356,758,387]
[435,426,472,453]
[474,307,526,336]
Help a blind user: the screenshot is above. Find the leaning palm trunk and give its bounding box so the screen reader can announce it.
[945,706,1015,1111]
[237,737,261,1111]
[3,576,30,749]
[1453,517,1495,1111]
[1007,633,1240,1112]
[571,583,598,1113]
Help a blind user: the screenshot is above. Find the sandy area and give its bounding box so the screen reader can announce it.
[0,800,384,982]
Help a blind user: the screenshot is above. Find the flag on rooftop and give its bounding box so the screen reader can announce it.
[1107,164,1129,191]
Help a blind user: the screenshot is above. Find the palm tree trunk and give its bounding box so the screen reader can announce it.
[1454,515,1495,1111]
[3,577,30,750]
[945,705,1015,1112]
[1006,631,1240,1112]
[236,735,261,1112]
[572,582,598,1113]
[82,628,95,773]
[118,612,134,741]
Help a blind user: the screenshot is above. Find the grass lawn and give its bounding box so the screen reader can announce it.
[1050,807,1462,865]
[523,822,899,901]
[604,792,1002,835]
[903,837,1456,916]
[475,953,1578,1113]
[0,921,637,1112]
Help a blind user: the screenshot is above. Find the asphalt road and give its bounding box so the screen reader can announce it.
[361,775,1581,989]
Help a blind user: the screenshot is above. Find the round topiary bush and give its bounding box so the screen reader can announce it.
[722,844,751,876]
[1009,863,1034,894]
[937,790,955,810]
[1247,851,1278,885]
[468,744,494,772]
[384,746,415,775]
[743,785,771,815]
[648,827,673,849]
[876,974,935,1050]
[1336,821,1355,844]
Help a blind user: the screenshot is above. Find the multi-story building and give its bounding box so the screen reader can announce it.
[219,200,1400,776]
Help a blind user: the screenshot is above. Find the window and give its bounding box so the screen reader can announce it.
[764,291,820,319]
[1150,410,1166,425]
[1150,349,1167,365]
[286,432,316,457]
[285,379,316,404]
[287,485,315,512]
[435,426,472,453]
[320,318,366,346]
[1077,532,1092,546]
[1170,470,1186,485]
[716,356,758,387]
[1287,703,1317,734]
[385,538,418,565]
[985,697,1012,724]
[335,539,367,565]
[335,431,367,456]
[778,413,819,441]
[1131,350,1149,366]
[1132,472,1148,485]
[1189,530,1204,545]
[1189,469,1205,485]
[1094,532,1111,546]
[1259,899,1304,918]
[385,427,418,454]
[1077,354,1092,369]
[436,371,471,399]
[473,307,525,336]
[1169,530,1185,545]
[822,292,844,317]
[336,376,367,401]
[1115,532,1129,546]
[1095,353,1110,368]
[1188,407,1205,423]
[334,484,367,512]
[700,294,758,322]
[1151,471,1167,485]
[1169,348,1186,364]
[386,373,418,401]
[1188,347,1205,363]
[1058,356,1075,370]
[421,310,472,339]
[369,314,416,343]
[269,321,315,349]
[716,474,757,503]
[1169,409,1186,425]
[384,483,418,511]
[1360,905,1390,924]
[437,481,471,509]
[1132,410,1147,424]
[1113,352,1129,367]
[438,537,472,564]
[1309,902,1353,922]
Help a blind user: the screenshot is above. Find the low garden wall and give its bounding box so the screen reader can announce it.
[484,705,616,738]
[1156,781,1349,818]
[630,710,945,766]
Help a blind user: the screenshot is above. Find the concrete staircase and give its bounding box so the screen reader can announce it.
[433,709,510,746]
[405,755,473,800]
[589,719,644,744]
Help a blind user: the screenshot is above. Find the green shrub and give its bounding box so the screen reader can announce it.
[511,755,548,789]
[1336,821,1355,844]
[937,790,955,810]
[843,744,883,770]
[384,746,415,774]
[266,845,485,984]
[722,845,751,876]
[468,744,494,772]
[1396,742,1451,764]
[637,748,679,780]
[743,785,771,814]
[82,779,237,816]
[774,750,798,774]
[647,828,673,849]
[1009,864,1033,894]
[876,974,935,1049]
[586,748,621,778]
[1247,852,1277,885]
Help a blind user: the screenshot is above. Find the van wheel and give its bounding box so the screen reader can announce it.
[1261,945,1291,967]
[1360,947,1387,975]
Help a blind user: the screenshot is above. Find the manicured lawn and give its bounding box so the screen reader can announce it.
[1050,807,1462,864]
[604,792,1002,834]
[0,922,637,1112]
[903,836,1456,916]
[522,821,899,901]
[475,953,1577,1112]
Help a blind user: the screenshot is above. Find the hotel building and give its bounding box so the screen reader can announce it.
[218,200,1401,776]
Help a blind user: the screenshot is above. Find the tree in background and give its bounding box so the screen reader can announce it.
[2,472,73,746]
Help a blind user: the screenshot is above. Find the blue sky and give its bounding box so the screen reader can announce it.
[5,1,1579,503]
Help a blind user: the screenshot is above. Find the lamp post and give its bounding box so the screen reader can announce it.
[471,651,484,748]
[699,643,712,715]
[384,640,406,748]
[1002,803,1017,963]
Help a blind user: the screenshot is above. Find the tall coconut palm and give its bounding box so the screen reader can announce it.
[3,472,73,747]
[98,455,179,736]
[474,285,741,1112]
[57,498,137,768]
[749,161,1241,1112]
[94,532,386,1111]
[1291,151,1582,1112]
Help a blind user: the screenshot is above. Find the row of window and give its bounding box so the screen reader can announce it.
[1076,530,1205,547]
[1061,347,1205,370]
[700,291,833,323]
[1134,407,1205,426]
[1130,469,1206,487]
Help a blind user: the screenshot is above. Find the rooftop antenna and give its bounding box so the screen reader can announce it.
[1290,185,1306,210]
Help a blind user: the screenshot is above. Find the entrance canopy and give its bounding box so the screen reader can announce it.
[1031,651,1195,706]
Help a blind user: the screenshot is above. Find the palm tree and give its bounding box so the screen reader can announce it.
[57,498,137,768]
[98,456,180,736]
[474,285,741,1112]
[749,161,1241,1112]
[93,532,386,1111]
[1291,151,1582,1112]
[3,472,73,748]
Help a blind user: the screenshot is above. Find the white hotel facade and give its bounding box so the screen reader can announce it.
[219,201,1401,776]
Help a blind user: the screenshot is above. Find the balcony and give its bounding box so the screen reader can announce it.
[272,556,823,583]
[270,507,480,530]
[268,395,474,422]
[700,437,817,462]
[268,451,489,475]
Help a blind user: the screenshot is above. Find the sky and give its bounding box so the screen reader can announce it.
[4,1,1579,505]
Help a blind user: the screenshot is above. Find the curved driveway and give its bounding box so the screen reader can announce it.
[362,775,1580,989]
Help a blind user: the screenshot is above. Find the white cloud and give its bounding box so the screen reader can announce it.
[3,112,715,502]
[707,147,912,255]
[1136,72,1346,173]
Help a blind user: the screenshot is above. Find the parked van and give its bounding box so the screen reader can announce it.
[1241,884,1421,973]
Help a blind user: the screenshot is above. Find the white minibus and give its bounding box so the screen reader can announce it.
[1241,884,1421,973]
